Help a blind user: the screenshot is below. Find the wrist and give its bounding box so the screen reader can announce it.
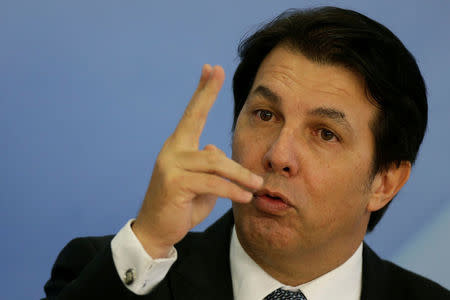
[131,220,173,259]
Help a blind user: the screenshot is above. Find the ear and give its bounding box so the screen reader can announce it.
[367,161,411,212]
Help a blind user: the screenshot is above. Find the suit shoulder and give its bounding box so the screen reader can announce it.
[64,235,114,249]
[49,235,114,280]
[363,244,450,299]
[381,258,450,298]
[57,235,114,262]
[44,235,116,298]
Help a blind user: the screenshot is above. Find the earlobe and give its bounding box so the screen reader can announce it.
[367,161,411,212]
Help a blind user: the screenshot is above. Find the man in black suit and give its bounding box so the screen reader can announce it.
[44,7,450,299]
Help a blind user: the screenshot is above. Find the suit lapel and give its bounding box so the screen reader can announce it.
[360,243,392,300]
[169,210,235,300]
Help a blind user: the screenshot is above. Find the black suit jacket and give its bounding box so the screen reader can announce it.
[43,210,450,299]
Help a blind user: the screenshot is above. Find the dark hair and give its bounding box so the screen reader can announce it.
[232,7,427,231]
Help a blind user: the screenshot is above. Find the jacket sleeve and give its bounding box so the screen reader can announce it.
[42,236,173,300]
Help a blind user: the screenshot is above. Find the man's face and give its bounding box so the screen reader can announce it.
[232,44,379,261]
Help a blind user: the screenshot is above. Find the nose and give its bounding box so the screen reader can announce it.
[262,128,300,177]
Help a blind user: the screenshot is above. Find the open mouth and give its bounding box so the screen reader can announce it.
[254,189,290,205]
[253,190,292,215]
[264,194,284,202]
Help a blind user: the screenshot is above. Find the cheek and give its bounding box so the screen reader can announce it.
[304,156,372,223]
[231,127,267,167]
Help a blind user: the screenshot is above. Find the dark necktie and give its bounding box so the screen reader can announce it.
[264,288,307,300]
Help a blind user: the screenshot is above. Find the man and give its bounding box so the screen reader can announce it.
[44,6,450,300]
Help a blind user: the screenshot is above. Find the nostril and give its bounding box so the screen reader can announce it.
[283,167,290,172]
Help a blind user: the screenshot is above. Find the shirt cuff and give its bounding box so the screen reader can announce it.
[111,219,177,295]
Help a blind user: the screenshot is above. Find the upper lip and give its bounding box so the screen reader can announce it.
[254,188,292,206]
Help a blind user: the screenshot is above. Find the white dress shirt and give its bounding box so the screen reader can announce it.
[111,219,177,295]
[111,220,362,299]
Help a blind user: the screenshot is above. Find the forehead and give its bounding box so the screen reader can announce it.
[252,45,366,103]
[248,44,378,128]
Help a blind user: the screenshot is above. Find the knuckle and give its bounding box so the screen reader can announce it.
[203,144,216,151]
[163,171,186,190]
[210,145,226,156]
[182,108,193,119]
[154,160,164,174]
[205,151,221,168]
[158,169,172,185]
[155,155,169,170]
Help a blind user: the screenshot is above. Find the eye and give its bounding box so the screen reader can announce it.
[319,128,338,141]
[256,110,273,121]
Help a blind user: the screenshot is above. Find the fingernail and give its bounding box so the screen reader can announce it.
[201,65,205,77]
[209,65,216,79]
[201,64,207,78]
[201,64,212,80]
[243,191,253,202]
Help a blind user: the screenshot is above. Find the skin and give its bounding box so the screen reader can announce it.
[232,44,410,285]
[132,45,410,285]
[132,64,263,258]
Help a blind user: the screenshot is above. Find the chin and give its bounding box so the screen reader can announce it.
[234,204,300,254]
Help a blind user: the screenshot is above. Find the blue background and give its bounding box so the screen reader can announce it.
[1,1,449,299]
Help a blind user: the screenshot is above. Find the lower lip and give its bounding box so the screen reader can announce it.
[253,195,292,215]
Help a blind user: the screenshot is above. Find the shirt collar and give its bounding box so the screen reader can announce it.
[230,226,363,300]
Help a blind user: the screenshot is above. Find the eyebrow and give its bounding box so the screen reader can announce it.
[308,107,353,133]
[251,85,281,104]
[251,85,353,133]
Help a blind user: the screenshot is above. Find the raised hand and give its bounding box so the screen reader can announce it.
[132,65,264,258]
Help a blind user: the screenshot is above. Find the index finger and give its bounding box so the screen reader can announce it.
[173,64,225,148]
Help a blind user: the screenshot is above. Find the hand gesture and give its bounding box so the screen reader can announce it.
[132,65,263,258]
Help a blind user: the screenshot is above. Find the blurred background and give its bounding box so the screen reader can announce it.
[1,0,449,298]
